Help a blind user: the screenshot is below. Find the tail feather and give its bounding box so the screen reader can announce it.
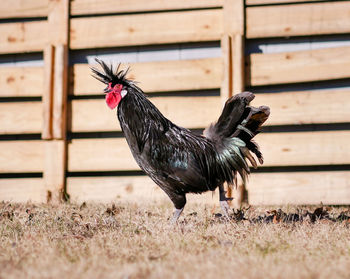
[204,91,270,185]
[206,92,255,141]
[246,140,264,164]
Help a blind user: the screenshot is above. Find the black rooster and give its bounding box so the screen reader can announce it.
[92,59,270,222]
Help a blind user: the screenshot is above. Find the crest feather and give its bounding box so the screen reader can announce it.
[91,58,137,90]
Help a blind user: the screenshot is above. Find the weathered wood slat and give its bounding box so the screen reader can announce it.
[67,171,350,206]
[257,131,350,167]
[70,96,221,132]
[68,131,350,172]
[70,88,350,133]
[247,46,350,86]
[67,176,165,203]
[0,67,43,97]
[67,176,218,204]
[42,45,54,139]
[248,171,350,205]
[72,58,222,95]
[71,0,223,15]
[70,9,222,49]
[45,0,70,202]
[73,88,350,131]
[0,0,48,19]
[246,0,324,5]
[44,140,67,201]
[0,21,48,54]
[52,45,68,139]
[0,102,42,134]
[68,138,138,171]
[246,2,350,38]
[0,141,43,172]
[0,178,46,203]
[253,89,350,126]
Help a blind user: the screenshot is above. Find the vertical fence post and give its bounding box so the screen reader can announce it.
[222,0,246,208]
[43,0,69,202]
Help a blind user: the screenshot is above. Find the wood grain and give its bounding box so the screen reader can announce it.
[44,140,67,201]
[248,171,350,205]
[52,45,68,139]
[0,67,43,97]
[45,0,70,201]
[0,0,48,19]
[0,141,43,173]
[72,58,222,95]
[246,2,350,38]
[220,35,232,105]
[42,45,54,139]
[67,176,218,204]
[247,46,350,86]
[253,89,350,126]
[69,96,221,132]
[71,0,223,15]
[70,9,222,49]
[68,131,350,172]
[0,178,46,203]
[256,131,350,167]
[0,21,47,54]
[70,88,350,132]
[68,138,138,172]
[246,0,325,5]
[67,171,350,206]
[0,102,42,134]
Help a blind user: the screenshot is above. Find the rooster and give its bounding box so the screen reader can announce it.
[92,59,270,223]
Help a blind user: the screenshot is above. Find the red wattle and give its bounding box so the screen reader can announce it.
[106,92,122,109]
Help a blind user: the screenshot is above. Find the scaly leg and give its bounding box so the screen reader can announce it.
[171,207,184,224]
[167,192,186,224]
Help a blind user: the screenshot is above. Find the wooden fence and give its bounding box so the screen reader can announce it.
[1,0,350,206]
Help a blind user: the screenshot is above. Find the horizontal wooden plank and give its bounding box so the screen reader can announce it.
[0,141,43,172]
[67,176,218,204]
[71,89,350,131]
[68,131,350,172]
[247,171,350,205]
[0,178,46,203]
[72,58,222,95]
[246,0,325,5]
[70,9,222,49]
[71,0,222,15]
[67,176,166,203]
[68,138,138,171]
[70,96,221,132]
[247,46,350,86]
[246,2,350,38]
[0,102,42,134]
[0,21,48,54]
[0,67,44,97]
[0,0,48,19]
[257,131,350,167]
[253,89,350,126]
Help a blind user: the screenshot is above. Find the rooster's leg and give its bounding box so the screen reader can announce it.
[171,207,184,224]
[167,192,186,224]
[219,184,232,218]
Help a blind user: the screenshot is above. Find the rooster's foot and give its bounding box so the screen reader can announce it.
[170,207,184,224]
[220,200,231,218]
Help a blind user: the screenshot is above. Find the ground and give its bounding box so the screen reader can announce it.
[1,201,350,279]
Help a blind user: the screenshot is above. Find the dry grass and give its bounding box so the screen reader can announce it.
[1,201,350,279]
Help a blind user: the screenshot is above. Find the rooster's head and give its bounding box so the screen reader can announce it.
[91,59,136,109]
